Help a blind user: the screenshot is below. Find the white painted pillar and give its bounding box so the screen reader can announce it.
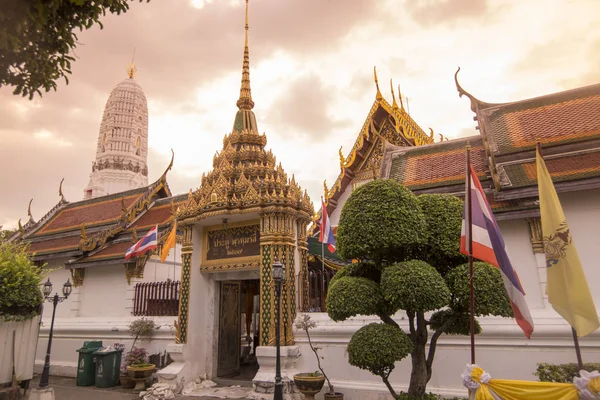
[125,277,143,316]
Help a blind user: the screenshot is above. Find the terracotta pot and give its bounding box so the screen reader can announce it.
[293,373,326,396]
[120,374,136,389]
[324,392,344,400]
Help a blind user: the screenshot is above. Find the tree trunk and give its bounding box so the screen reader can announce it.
[408,342,428,397]
[408,312,429,397]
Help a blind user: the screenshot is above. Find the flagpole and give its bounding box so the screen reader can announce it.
[537,140,584,370]
[466,142,476,365]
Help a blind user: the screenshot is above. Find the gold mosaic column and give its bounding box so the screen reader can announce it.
[297,220,309,313]
[175,225,193,344]
[259,213,296,346]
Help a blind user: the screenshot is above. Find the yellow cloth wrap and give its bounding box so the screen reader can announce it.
[589,377,600,395]
[469,366,579,400]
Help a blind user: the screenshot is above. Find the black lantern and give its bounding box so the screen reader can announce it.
[272,258,285,400]
[42,278,53,298]
[38,277,72,389]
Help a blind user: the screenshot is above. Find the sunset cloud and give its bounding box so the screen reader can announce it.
[2,0,599,228]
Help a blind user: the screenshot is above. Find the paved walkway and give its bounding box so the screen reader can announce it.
[22,376,251,400]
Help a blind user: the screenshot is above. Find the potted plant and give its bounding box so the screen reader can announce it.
[294,314,343,399]
[120,318,156,390]
[0,242,47,387]
[125,347,155,392]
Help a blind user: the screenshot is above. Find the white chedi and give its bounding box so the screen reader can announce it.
[84,69,149,199]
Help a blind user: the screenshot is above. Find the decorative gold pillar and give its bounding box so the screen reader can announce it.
[297,220,309,312]
[175,225,193,344]
[526,217,544,254]
[70,268,85,287]
[259,212,296,346]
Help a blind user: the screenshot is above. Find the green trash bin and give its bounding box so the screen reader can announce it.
[76,341,103,386]
[93,348,123,388]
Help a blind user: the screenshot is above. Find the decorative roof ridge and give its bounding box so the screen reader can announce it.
[386,134,482,157]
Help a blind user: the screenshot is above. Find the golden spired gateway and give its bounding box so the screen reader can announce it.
[174,0,313,356]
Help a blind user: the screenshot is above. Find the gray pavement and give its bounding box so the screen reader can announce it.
[22,376,250,400]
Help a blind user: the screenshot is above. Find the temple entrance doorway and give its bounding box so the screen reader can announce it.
[217,279,260,380]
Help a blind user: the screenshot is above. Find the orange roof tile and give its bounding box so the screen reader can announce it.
[28,235,81,254]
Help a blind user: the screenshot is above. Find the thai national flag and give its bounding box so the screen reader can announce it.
[460,164,534,338]
[319,199,336,253]
[125,225,158,260]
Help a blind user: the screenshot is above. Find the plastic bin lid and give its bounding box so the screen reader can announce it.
[83,340,103,349]
[76,347,96,354]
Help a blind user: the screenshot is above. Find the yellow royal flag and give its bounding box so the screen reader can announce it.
[160,222,177,263]
[536,149,599,337]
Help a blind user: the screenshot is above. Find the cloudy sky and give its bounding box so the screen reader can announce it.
[1,0,599,229]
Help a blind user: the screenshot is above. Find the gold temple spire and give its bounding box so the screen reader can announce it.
[126,47,137,79]
[373,66,382,100]
[236,0,254,110]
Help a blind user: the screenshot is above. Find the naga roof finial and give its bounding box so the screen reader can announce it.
[454,67,482,112]
[58,178,67,203]
[390,79,399,111]
[236,0,254,111]
[397,83,405,111]
[373,66,382,101]
[339,146,346,169]
[18,219,25,235]
[27,198,35,223]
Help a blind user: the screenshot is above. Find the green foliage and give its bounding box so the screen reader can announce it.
[429,309,481,335]
[336,180,427,262]
[381,261,450,312]
[128,317,156,347]
[534,363,600,383]
[326,277,383,321]
[0,242,45,321]
[347,323,413,377]
[329,260,380,287]
[415,194,467,275]
[0,229,17,243]
[0,0,150,99]
[445,262,513,317]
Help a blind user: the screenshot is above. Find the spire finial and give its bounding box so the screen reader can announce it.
[236,0,254,110]
[390,79,399,110]
[126,47,137,79]
[373,66,382,100]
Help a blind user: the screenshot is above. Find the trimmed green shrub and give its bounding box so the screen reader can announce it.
[326,277,383,321]
[429,309,481,335]
[347,323,413,377]
[0,242,45,321]
[381,260,450,312]
[534,362,600,383]
[329,260,380,287]
[336,180,427,262]
[416,194,467,275]
[445,262,512,317]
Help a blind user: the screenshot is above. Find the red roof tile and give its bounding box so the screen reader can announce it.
[28,235,81,254]
[37,193,142,235]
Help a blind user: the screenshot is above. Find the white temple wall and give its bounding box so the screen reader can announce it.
[35,255,181,377]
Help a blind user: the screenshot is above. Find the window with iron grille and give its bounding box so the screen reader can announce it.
[133,280,180,316]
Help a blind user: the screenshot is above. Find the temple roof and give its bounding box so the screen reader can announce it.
[377,75,600,220]
[454,69,600,199]
[15,157,176,261]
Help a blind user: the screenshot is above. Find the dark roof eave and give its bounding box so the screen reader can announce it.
[493,176,600,201]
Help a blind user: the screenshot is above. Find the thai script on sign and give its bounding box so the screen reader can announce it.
[206,224,260,260]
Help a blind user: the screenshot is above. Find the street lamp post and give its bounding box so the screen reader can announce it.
[272,259,286,400]
[39,278,72,388]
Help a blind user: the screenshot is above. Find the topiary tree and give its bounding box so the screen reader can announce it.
[327,181,512,398]
[0,242,46,321]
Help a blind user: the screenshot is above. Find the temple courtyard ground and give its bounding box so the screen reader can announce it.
[22,376,251,400]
